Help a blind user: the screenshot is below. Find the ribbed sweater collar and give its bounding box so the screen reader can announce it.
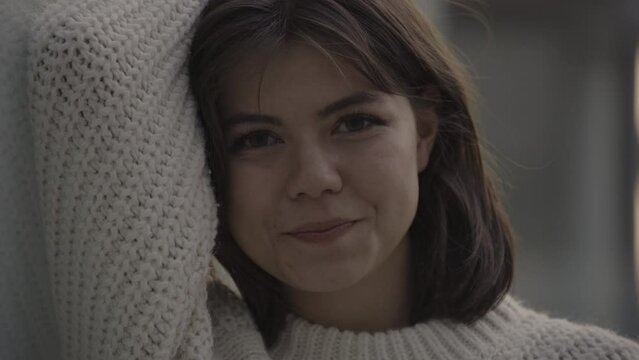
[268,295,524,360]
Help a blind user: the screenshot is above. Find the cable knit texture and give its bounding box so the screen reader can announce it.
[27,0,639,359]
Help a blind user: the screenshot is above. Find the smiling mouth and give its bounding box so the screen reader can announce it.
[284,220,358,243]
[285,218,358,235]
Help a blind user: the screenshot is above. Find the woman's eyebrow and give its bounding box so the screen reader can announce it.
[317,91,380,118]
[223,91,381,130]
[223,113,281,130]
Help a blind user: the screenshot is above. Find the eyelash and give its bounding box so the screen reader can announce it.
[228,113,386,153]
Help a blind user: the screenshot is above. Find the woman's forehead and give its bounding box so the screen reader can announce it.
[219,42,380,115]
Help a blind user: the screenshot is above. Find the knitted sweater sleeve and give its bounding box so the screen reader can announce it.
[26,0,232,359]
[207,282,272,359]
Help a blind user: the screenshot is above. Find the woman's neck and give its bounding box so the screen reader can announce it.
[286,236,411,332]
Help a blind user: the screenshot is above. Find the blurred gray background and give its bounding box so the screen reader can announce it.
[1,1,60,360]
[420,0,639,338]
[1,0,638,359]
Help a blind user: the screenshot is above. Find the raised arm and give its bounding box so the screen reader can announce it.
[27,1,220,358]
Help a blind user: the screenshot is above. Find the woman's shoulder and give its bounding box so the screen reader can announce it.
[494,295,639,359]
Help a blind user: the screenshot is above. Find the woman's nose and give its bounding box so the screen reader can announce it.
[285,143,343,200]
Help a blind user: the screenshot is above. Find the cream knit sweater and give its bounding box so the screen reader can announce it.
[27,0,639,359]
[207,281,639,360]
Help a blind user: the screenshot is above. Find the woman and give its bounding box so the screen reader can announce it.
[188,0,639,358]
[27,0,639,359]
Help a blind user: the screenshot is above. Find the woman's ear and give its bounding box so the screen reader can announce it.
[415,85,439,173]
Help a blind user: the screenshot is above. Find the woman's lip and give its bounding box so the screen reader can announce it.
[285,220,357,243]
[285,219,357,234]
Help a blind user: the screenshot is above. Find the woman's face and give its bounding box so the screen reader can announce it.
[219,42,436,293]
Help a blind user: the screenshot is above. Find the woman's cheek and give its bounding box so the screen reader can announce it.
[352,134,419,203]
[229,159,274,234]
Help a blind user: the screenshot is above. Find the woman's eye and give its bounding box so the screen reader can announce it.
[229,130,280,152]
[334,113,384,133]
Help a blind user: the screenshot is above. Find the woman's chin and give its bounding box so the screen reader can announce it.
[279,267,369,294]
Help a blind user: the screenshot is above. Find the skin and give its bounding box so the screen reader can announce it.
[219,41,438,331]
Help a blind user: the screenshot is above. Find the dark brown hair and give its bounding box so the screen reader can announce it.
[188,0,514,348]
